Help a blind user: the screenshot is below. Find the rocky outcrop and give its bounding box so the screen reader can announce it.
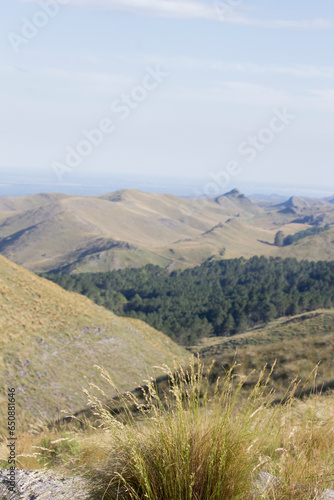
[0,469,89,500]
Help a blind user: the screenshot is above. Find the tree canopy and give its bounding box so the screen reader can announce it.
[42,256,334,345]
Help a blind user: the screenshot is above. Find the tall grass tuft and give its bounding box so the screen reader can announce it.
[82,360,286,499]
[7,360,333,499]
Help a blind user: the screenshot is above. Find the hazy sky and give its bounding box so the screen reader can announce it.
[1,0,334,195]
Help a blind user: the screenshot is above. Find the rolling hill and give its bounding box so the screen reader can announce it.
[0,254,187,434]
[0,189,334,273]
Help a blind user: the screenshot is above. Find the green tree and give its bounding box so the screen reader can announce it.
[235,312,249,333]
[274,231,285,247]
[223,314,235,336]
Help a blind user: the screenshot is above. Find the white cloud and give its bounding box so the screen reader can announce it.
[159,81,293,108]
[117,54,334,80]
[0,64,134,94]
[71,0,214,19]
[45,67,131,86]
[17,0,334,29]
[214,62,334,79]
[38,67,133,94]
[226,17,334,30]
[167,57,334,78]
[158,79,334,112]
[259,64,334,79]
[38,64,334,111]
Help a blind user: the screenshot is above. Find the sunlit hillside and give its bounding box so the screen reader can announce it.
[0,255,187,434]
[1,189,333,274]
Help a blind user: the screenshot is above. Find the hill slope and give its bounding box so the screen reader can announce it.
[190,309,334,398]
[0,255,187,433]
[1,189,334,273]
[0,189,270,272]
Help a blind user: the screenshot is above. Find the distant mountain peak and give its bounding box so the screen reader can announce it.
[223,188,244,197]
[284,196,298,208]
[277,195,331,210]
[213,189,262,215]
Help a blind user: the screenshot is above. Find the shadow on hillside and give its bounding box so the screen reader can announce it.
[273,379,334,405]
[258,239,275,246]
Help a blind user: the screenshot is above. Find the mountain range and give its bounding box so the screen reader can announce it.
[0,189,334,274]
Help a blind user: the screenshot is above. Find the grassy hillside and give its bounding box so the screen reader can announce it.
[2,189,334,273]
[189,309,334,399]
[277,226,334,261]
[1,300,333,498]
[0,193,70,213]
[0,255,187,434]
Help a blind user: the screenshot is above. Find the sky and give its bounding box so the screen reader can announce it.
[1,0,334,197]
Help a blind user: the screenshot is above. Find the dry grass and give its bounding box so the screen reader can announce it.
[76,360,334,500]
[258,393,334,499]
[190,310,334,401]
[1,361,333,500]
[0,254,187,435]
